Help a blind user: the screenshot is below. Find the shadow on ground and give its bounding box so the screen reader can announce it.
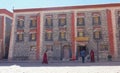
[0,61,120,67]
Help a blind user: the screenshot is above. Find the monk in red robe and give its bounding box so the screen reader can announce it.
[90,50,95,62]
[42,50,48,64]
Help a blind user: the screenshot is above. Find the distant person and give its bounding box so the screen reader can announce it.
[80,50,86,63]
[42,50,48,64]
[90,50,95,62]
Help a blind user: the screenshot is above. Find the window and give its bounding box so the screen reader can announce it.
[16,33,24,42]
[118,11,120,27]
[45,16,53,27]
[100,44,108,51]
[45,31,53,41]
[77,31,84,37]
[59,18,66,26]
[58,14,66,26]
[118,16,120,26]
[30,19,37,28]
[59,31,66,41]
[17,19,24,28]
[92,16,101,25]
[29,33,36,41]
[93,31,102,40]
[77,18,85,26]
[119,30,120,40]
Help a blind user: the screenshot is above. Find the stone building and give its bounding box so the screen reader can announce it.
[9,3,120,61]
[0,9,13,59]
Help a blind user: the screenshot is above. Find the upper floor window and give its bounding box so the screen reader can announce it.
[16,33,24,42]
[118,11,120,27]
[77,13,85,26]
[45,15,53,27]
[45,30,53,41]
[30,46,36,51]
[93,30,102,40]
[17,16,24,28]
[77,31,85,37]
[92,12,101,25]
[77,18,85,26]
[119,30,120,40]
[58,14,66,26]
[30,16,37,28]
[29,33,36,41]
[118,16,120,26]
[59,31,66,41]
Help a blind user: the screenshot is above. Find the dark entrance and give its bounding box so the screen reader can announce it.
[76,46,87,60]
[4,46,9,59]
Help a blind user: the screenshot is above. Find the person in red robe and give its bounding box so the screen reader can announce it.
[90,50,95,62]
[42,50,48,64]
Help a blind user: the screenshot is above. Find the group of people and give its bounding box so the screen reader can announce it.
[42,49,95,64]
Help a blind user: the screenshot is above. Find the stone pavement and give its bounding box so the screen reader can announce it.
[0,61,120,73]
[0,60,120,66]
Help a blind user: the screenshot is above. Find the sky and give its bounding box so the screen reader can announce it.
[0,0,120,12]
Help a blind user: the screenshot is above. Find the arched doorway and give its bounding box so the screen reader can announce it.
[76,42,89,60]
[75,36,89,60]
[61,45,72,61]
[76,45,87,60]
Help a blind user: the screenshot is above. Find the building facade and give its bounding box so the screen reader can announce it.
[0,9,13,59]
[9,3,120,61]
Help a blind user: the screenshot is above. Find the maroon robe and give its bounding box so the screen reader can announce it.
[42,52,48,64]
[90,50,95,62]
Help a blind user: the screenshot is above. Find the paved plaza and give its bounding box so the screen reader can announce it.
[0,61,120,73]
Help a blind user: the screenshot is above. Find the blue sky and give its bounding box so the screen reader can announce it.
[0,0,120,12]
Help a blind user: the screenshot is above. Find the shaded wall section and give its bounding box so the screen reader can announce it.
[4,17,12,59]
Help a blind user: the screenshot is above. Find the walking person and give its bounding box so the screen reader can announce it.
[42,50,48,64]
[90,49,95,62]
[80,50,86,63]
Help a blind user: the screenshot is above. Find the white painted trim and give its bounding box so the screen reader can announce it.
[0,14,12,19]
[14,12,40,15]
[14,7,120,15]
[8,14,15,60]
[5,15,12,19]
[40,11,43,59]
[40,7,119,14]
[111,9,118,58]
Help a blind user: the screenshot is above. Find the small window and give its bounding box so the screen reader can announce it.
[29,33,36,41]
[119,30,120,40]
[58,18,66,26]
[30,46,36,51]
[77,31,84,37]
[30,19,37,28]
[118,11,120,27]
[118,16,120,26]
[17,19,24,28]
[77,18,85,26]
[59,31,66,41]
[100,44,108,51]
[45,16,53,27]
[92,16,101,25]
[93,31,102,40]
[45,31,53,41]
[16,33,24,42]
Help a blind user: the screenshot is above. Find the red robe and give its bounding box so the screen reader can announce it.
[42,52,48,64]
[90,50,95,62]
